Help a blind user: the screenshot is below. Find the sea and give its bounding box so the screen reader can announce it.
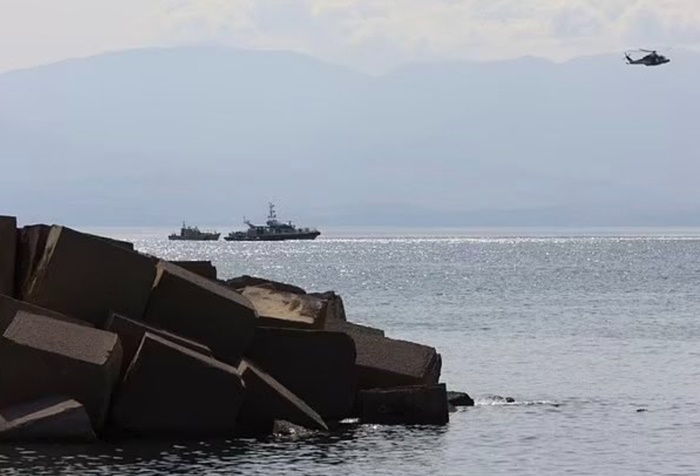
[1,227,699,476]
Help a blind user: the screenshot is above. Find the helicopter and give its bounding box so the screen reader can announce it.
[624,49,670,66]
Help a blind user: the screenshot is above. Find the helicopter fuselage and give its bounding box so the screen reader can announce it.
[625,52,670,66]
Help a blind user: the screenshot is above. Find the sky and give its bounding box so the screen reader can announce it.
[1,0,699,74]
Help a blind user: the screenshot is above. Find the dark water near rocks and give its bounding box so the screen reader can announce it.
[2,228,700,475]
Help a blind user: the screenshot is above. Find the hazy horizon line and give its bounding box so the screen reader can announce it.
[69,223,700,237]
[2,42,693,77]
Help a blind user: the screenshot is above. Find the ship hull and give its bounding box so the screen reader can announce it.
[168,234,221,241]
[224,231,320,242]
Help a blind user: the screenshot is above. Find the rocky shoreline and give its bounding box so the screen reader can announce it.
[0,216,472,443]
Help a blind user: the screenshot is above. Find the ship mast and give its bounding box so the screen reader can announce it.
[267,202,278,226]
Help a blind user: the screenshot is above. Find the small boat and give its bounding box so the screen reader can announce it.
[168,222,220,241]
[225,203,321,242]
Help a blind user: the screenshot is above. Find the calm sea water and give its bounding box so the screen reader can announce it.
[2,228,699,475]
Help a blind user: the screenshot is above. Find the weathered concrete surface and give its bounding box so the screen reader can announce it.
[15,225,134,300]
[0,311,122,429]
[0,397,96,442]
[359,384,449,425]
[241,286,328,329]
[350,333,442,390]
[170,260,217,280]
[110,333,245,436]
[224,275,307,295]
[236,359,328,436]
[24,226,156,326]
[103,312,213,378]
[309,291,347,322]
[102,236,134,251]
[0,216,17,298]
[0,294,93,332]
[14,224,51,300]
[143,261,257,366]
[225,277,347,323]
[324,319,385,337]
[245,328,357,421]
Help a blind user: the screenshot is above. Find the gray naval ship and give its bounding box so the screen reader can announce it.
[168,222,221,241]
[225,203,321,241]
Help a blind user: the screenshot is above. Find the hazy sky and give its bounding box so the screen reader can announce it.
[1,0,699,73]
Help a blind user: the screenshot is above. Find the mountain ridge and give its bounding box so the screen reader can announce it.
[1,46,697,226]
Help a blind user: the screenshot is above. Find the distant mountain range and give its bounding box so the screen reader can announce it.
[1,46,698,227]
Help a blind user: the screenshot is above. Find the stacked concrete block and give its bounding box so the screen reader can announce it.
[236,360,328,435]
[142,261,257,366]
[101,236,134,251]
[24,226,156,326]
[0,397,96,442]
[170,260,218,280]
[0,311,122,429]
[15,225,134,301]
[358,384,449,425]
[224,275,307,295]
[0,216,457,440]
[110,333,245,436]
[241,286,329,329]
[350,333,442,390]
[0,215,17,298]
[14,224,51,300]
[245,328,357,421]
[103,312,213,378]
[225,277,347,323]
[324,319,385,337]
[0,294,93,331]
[309,291,347,321]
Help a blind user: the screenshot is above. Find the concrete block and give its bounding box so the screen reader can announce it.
[0,216,17,298]
[224,275,307,295]
[24,226,156,326]
[15,225,134,301]
[241,286,328,330]
[236,359,327,436]
[100,235,134,251]
[0,311,122,429]
[309,291,347,321]
[351,333,442,390]
[110,333,245,436]
[0,397,96,442]
[170,260,217,280]
[324,319,385,337]
[14,224,51,300]
[0,294,93,333]
[245,328,357,421]
[359,384,449,425]
[103,312,213,378]
[142,261,257,366]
